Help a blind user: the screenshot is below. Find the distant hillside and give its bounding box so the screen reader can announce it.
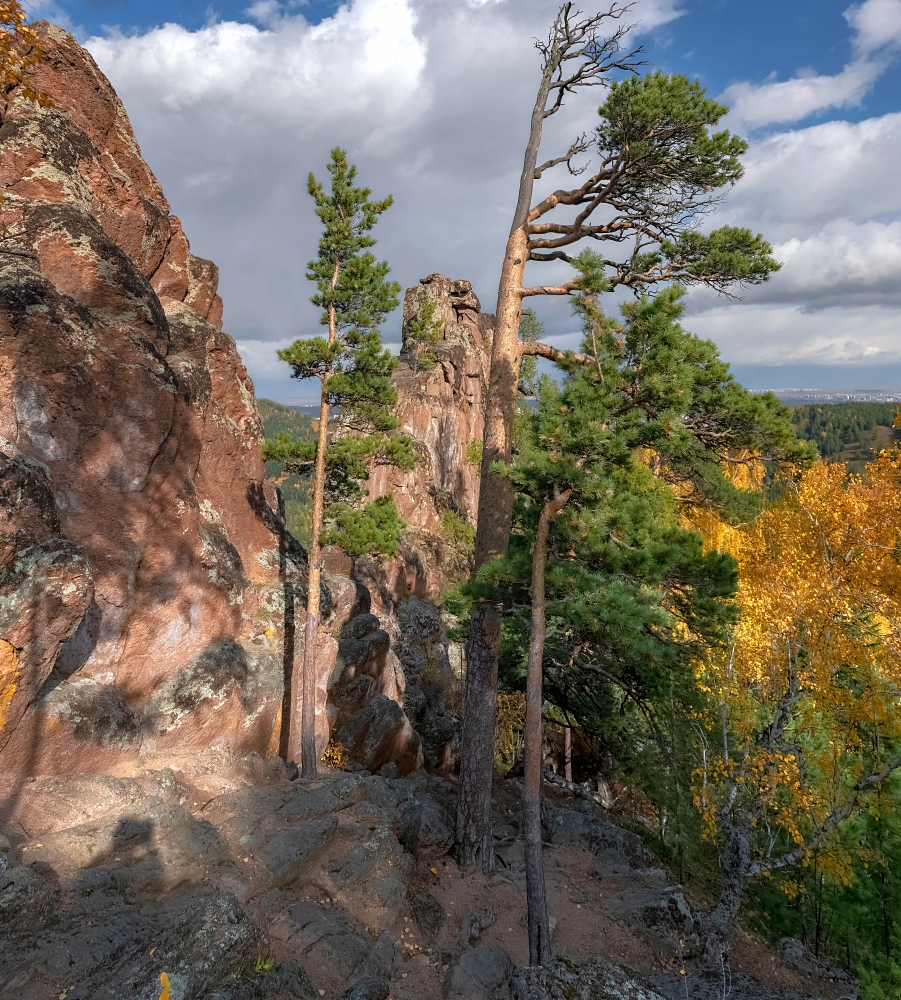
[258,398,315,546]
[792,402,901,473]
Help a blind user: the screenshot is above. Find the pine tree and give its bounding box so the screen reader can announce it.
[462,279,805,966]
[263,148,414,777]
[457,2,781,872]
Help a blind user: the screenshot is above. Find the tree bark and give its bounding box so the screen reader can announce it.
[564,726,572,782]
[457,45,556,871]
[455,602,502,872]
[524,492,569,968]
[298,290,338,778]
[276,487,295,761]
[700,825,750,968]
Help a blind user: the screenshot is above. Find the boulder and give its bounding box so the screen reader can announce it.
[278,901,372,984]
[259,816,338,887]
[409,890,445,943]
[591,819,649,873]
[0,22,297,771]
[447,940,514,1000]
[544,806,590,844]
[362,275,492,606]
[206,961,318,1000]
[326,825,413,925]
[778,937,849,981]
[511,958,668,1000]
[335,696,423,777]
[338,976,391,1000]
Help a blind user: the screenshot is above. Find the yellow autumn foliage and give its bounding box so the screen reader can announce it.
[0,1,53,115]
[692,452,901,869]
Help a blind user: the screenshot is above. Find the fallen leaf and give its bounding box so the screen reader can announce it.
[150,947,156,956]
[158,972,171,1000]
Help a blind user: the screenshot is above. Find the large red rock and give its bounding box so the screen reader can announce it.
[0,23,366,772]
[365,274,492,605]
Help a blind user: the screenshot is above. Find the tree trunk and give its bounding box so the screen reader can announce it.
[298,291,338,778]
[276,487,295,760]
[457,47,556,869]
[455,601,502,872]
[564,726,572,782]
[524,494,568,967]
[701,825,750,968]
[473,225,529,568]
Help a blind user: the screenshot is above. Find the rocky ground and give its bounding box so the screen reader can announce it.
[0,751,854,1000]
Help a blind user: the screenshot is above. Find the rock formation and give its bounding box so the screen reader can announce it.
[0,23,407,774]
[363,273,492,605]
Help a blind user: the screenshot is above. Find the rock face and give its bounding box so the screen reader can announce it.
[365,273,492,604]
[0,23,375,771]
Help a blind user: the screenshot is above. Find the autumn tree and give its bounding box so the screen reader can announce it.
[0,1,51,118]
[263,148,414,777]
[461,282,803,964]
[691,455,901,965]
[457,1,780,869]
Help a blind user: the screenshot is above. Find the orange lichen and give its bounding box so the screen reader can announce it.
[0,639,18,733]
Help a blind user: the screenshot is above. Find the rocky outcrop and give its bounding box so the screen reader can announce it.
[365,273,492,605]
[0,23,377,771]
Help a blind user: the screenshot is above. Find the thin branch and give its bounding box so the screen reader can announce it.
[534,133,592,179]
[519,339,592,364]
[520,282,580,298]
[750,753,901,876]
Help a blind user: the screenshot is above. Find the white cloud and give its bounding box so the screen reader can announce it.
[688,302,901,366]
[722,60,883,129]
[723,0,901,130]
[716,112,901,235]
[78,0,901,386]
[684,112,901,345]
[82,0,680,352]
[847,0,901,56]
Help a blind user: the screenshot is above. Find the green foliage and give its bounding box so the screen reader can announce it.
[657,226,780,289]
[306,147,400,339]
[257,399,316,441]
[597,71,746,200]
[544,72,780,295]
[406,297,443,371]
[321,495,404,559]
[440,510,476,552]
[455,282,806,855]
[791,402,900,470]
[262,149,416,557]
[465,438,483,468]
[517,309,544,396]
[264,430,416,507]
[742,783,901,994]
[258,399,315,546]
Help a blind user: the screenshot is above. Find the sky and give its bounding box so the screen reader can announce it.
[29,0,901,401]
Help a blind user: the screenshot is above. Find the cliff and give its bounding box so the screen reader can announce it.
[0,23,399,774]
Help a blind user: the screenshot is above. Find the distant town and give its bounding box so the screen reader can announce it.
[753,389,901,406]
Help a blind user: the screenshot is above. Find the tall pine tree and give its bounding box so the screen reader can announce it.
[462,279,806,967]
[263,148,414,777]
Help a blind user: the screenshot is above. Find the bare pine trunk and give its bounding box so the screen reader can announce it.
[473,226,528,567]
[457,47,554,868]
[564,727,572,782]
[455,602,502,872]
[298,292,338,778]
[524,496,566,968]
